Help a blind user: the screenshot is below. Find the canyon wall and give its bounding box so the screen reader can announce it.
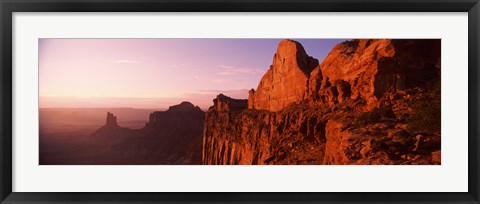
[202,95,329,165]
[248,40,319,112]
[203,39,441,165]
[307,39,440,109]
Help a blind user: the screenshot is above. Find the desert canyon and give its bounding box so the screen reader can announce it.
[40,39,441,165]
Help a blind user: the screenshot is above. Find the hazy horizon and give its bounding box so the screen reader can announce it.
[39,39,347,109]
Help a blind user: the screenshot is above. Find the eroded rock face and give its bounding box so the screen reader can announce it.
[203,101,440,165]
[202,39,441,165]
[322,117,440,165]
[248,39,319,111]
[213,94,248,112]
[249,39,440,111]
[322,119,397,165]
[202,103,329,165]
[307,39,440,109]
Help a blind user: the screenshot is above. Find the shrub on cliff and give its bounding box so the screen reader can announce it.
[355,105,395,125]
[407,79,441,135]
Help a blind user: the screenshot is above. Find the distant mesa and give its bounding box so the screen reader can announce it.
[245,39,441,112]
[147,101,205,131]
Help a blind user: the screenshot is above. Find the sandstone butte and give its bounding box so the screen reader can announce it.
[91,101,205,164]
[203,39,441,165]
[248,39,319,112]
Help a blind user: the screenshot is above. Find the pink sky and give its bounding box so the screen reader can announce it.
[39,39,346,110]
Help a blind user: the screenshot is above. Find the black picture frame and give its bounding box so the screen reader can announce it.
[1,0,479,203]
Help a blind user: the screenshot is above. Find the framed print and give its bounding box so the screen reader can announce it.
[1,0,479,203]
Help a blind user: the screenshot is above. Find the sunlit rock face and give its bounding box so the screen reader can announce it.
[307,39,440,109]
[203,39,441,165]
[248,39,319,112]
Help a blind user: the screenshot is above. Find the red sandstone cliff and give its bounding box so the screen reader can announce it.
[203,39,441,165]
[248,40,319,112]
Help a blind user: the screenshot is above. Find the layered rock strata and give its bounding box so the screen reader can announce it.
[203,39,441,165]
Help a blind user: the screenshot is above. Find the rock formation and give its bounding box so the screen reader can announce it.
[91,102,205,164]
[202,103,329,165]
[91,112,131,139]
[248,39,319,112]
[213,94,248,112]
[307,39,440,109]
[166,101,203,112]
[202,39,441,165]
[105,112,118,127]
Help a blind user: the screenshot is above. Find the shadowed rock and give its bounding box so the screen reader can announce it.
[167,101,202,112]
[90,101,205,164]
